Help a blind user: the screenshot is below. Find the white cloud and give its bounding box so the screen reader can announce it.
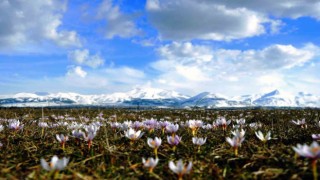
[68,49,104,68]
[146,0,271,41]
[150,42,319,95]
[97,0,140,39]
[217,0,320,19]
[67,66,87,78]
[146,0,320,41]
[0,0,81,50]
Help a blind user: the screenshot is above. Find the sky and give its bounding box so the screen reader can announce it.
[0,0,320,96]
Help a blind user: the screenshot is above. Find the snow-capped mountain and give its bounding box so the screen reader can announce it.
[0,89,319,108]
[0,88,189,107]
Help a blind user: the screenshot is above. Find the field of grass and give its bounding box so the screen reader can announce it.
[0,107,320,179]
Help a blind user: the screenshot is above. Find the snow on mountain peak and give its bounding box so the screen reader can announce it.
[0,89,319,107]
[127,87,189,99]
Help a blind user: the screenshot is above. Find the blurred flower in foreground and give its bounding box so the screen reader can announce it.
[41,155,69,171]
[312,134,320,141]
[169,159,192,180]
[293,141,320,180]
[255,131,271,143]
[147,137,162,158]
[142,157,159,173]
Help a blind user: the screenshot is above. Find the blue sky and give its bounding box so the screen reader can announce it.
[0,0,320,96]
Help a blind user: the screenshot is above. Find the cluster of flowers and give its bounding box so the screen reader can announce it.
[2,112,317,179]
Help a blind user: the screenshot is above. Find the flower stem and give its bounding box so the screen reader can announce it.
[154,148,158,158]
[312,159,318,180]
[234,147,238,156]
[172,146,176,152]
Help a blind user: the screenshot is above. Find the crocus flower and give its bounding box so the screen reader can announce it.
[84,124,100,134]
[143,119,158,133]
[187,120,203,136]
[192,137,207,152]
[169,159,192,180]
[293,141,320,160]
[41,155,69,171]
[84,132,97,149]
[255,131,271,143]
[192,137,207,146]
[217,117,231,131]
[142,157,159,173]
[312,134,320,141]
[231,129,245,139]
[292,119,307,129]
[226,136,244,156]
[293,141,320,180]
[159,121,171,134]
[166,124,179,135]
[0,124,3,132]
[147,137,162,158]
[236,118,246,127]
[8,119,24,131]
[124,128,144,142]
[167,135,181,151]
[249,122,262,130]
[72,130,85,139]
[131,121,144,131]
[56,134,69,150]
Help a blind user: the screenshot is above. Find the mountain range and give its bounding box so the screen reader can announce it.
[0,88,319,108]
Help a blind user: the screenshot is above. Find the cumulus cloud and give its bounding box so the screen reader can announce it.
[146,0,272,41]
[146,0,320,41]
[67,66,87,78]
[216,0,320,19]
[68,49,104,68]
[97,0,140,39]
[150,42,319,95]
[0,0,81,50]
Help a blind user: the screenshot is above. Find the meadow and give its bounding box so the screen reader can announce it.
[0,107,320,179]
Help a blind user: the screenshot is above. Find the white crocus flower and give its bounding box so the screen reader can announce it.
[142,157,159,173]
[147,137,162,157]
[192,137,207,146]
[255,131,271,142]
[56,134,69,150]
[293,141,320,159]
[169,159,192,179]
[124,128,144,141]
[40,155,69,171]
[147,137,162,149]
